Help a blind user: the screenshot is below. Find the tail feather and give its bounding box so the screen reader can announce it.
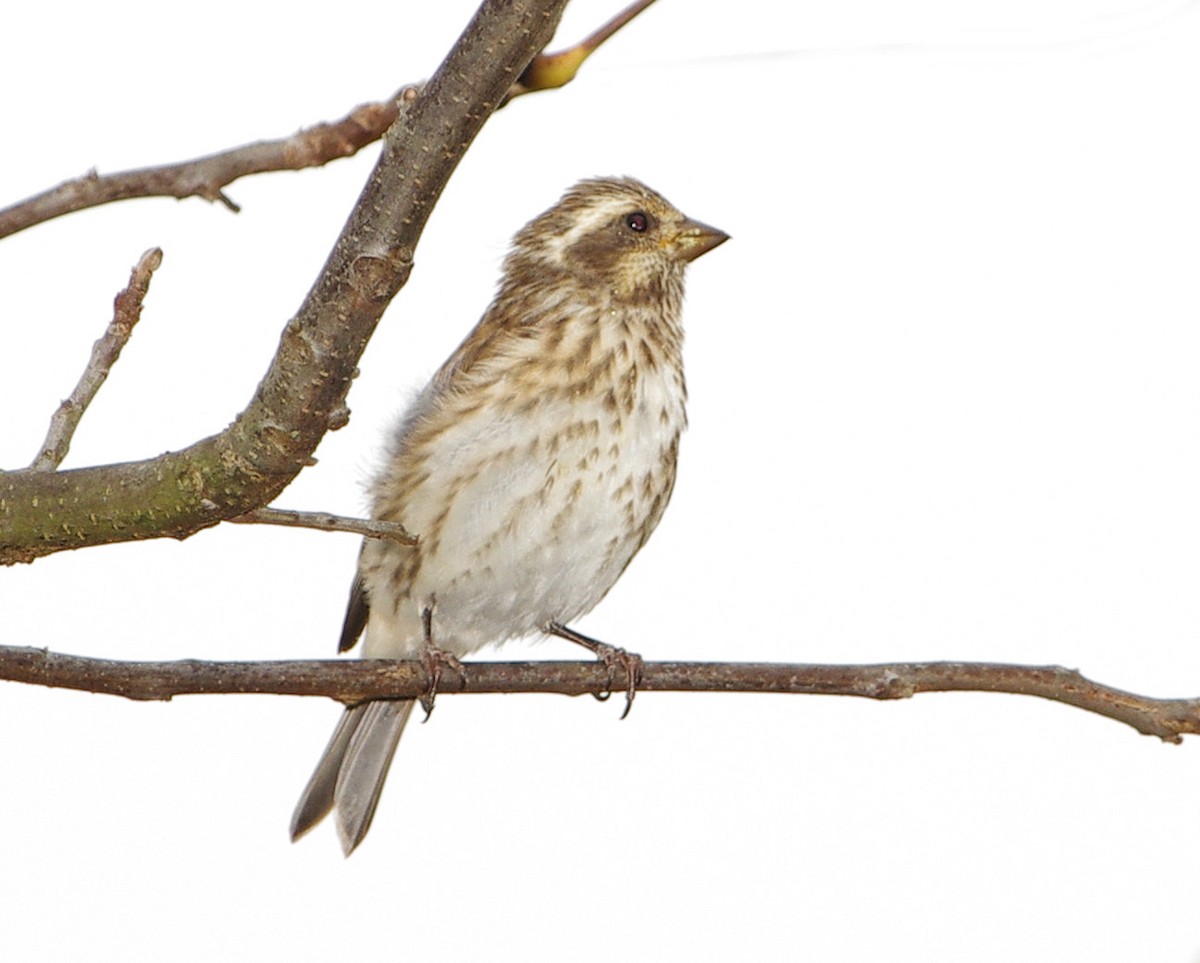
[290,699,415,855]
[335,700,415,854]
[290,705,362,842]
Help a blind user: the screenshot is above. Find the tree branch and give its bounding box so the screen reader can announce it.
[0,0,656,240]
[1,0,570,566]
[513,0,657,94]
[226,506,417,544]
[29,248,163,471]
[2,647,1197,743]
[0,102,399,238]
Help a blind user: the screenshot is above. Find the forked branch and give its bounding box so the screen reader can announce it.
[1,0,571,566]
[0,0,658,239]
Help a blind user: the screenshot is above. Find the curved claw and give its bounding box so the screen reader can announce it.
[419,646,467,722]
[546,621,643,719]
[604,648,642,720]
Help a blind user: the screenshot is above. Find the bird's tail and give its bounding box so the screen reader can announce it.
[290,699,415,856]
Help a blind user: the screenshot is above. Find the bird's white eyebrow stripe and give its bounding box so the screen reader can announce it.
[540,199,632,264]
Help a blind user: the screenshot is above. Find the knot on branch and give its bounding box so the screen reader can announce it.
[349,251,414,302]
[868,670,917,700]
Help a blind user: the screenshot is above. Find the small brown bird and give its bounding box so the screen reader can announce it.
[291,177,728,854]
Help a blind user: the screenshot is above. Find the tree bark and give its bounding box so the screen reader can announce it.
[3,648,1197,744]
[0,0,568,565]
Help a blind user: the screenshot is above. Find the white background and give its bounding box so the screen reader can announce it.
[3,1,1200,959]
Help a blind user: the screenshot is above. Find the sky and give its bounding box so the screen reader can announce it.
[3,1,1200,960]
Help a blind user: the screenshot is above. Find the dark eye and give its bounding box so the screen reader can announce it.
[624,211,649,233]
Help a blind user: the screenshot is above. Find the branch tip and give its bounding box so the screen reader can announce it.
[228,507,418,545]
[29,247,164,472]
[515,0,658,94]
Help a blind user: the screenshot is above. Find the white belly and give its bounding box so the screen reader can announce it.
[361,365,684,659]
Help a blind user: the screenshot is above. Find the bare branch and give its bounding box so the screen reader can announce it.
[227,506,417,544]
[512,0,658,96]
[0,102,398,239]
[29,248,163,472]
[1,648,1197,743]
[0,0,654,240]
[1,0,570,566]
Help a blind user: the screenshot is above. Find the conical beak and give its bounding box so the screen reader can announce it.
[674,218,730,262]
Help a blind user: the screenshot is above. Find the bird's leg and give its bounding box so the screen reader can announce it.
[419,603,466,721]
[546,621,643,720]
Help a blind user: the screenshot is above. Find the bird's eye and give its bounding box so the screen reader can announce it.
[624,211,649,233]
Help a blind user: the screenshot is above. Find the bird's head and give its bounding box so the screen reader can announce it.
[507,176,728,302]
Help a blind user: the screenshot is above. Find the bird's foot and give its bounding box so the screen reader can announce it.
[419,645,467,721]
[593,642,643,720]
[547,622,643,719]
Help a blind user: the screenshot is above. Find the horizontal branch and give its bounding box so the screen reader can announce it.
[0,101,399,238]
[3,646,1198,743]
[226,506,417,544]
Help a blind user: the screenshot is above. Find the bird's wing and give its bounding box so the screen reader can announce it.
[338,574,369,653]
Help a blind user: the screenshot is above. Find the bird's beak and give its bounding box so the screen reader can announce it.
[673,218,730,262]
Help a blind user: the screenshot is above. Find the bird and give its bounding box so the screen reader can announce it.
[290,176,728,855]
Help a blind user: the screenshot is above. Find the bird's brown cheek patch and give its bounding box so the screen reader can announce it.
[564,230,626,281]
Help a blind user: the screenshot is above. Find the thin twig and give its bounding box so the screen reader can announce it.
[0,103,399,238]
[0,0,657,240]
[227,507,417,544]
[1,647,1197,743]
[29,248,163,471]
[1,0,570,566]
[513,0,658,94]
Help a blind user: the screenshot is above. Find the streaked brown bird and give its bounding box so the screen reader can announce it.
[291,176,728,854]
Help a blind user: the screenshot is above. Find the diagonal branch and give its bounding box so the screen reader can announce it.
[0,0,657,240]
[514,0,657,94]
[29,248,163,471]
[1,0,570,566]
[1,647,1198,744]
